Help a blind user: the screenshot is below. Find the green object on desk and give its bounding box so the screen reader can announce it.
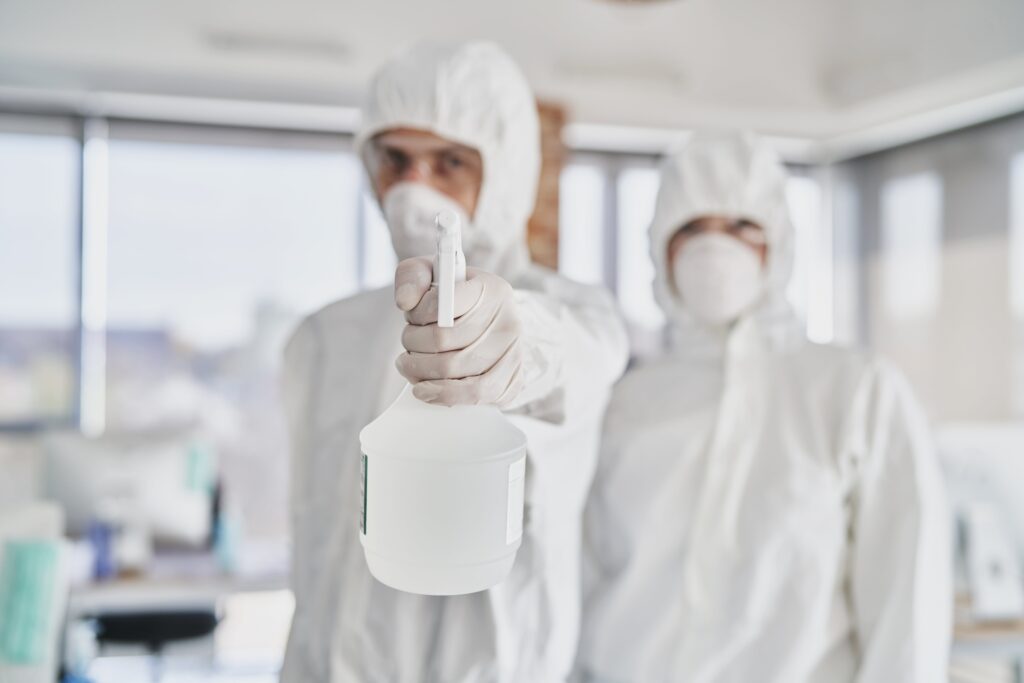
[0,540,58,665]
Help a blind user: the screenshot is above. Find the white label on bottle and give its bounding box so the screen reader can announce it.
[506,457,526,545]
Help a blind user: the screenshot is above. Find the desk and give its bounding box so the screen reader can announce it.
[68,540,289,615]
[68,573,288,616]
[66,556,289,676]
[955,595,1024,683]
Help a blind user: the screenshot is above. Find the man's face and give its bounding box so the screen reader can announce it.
[667,215,769,267]
[366,128,484,218]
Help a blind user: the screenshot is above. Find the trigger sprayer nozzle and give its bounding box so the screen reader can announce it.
[436,209,460,236]
[435,211,466,328]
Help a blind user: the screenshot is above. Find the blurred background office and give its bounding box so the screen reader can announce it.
[0,0,1023,681]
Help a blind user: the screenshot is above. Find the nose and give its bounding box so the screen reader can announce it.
[397,158,433,182]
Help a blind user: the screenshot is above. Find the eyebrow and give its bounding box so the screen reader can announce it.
[375,137,477,156]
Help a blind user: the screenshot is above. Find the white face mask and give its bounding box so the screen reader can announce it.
[382,182,477,262]
[672,233,765,327]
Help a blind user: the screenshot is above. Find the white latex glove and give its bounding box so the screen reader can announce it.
[394,256,525,407]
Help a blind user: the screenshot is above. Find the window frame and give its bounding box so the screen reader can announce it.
[0,110,366,433]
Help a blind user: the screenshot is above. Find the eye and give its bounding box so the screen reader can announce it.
[733,219,762,234]
[440,151,466,171]
[734,219,767,245]
[383,148,408,171]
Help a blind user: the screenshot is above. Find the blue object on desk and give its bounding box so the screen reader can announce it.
[87,521,115,580]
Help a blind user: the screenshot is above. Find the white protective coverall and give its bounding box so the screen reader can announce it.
[280,42,628,683]
[577,131,952,683]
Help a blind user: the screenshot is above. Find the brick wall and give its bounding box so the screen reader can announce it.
[527,101,567,270]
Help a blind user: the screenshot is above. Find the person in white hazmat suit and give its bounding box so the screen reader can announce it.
[280,41,628,683]
[576,131,952,683]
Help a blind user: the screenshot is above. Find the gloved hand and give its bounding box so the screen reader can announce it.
[394,256,525,407]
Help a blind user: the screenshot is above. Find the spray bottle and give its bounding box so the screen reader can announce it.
[359,210,527,595]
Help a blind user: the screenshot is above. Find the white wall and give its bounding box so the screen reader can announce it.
[842,113,1024,421]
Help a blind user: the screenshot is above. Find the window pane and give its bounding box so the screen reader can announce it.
[616,167,664,331]
[107,141,360,348]
[559,164,606,286]
[880,172,943,320]
[786,175,828,340]
[0,131,79,422]
[1011,153,1024,416]
[105,135,361,539]
[831,174,862,346]
[1011,154,1024,320]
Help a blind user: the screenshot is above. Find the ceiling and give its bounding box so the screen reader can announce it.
[0,0,1022,154]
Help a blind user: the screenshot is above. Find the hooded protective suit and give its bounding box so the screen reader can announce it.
[280,42,628,683]
[576,131,951,683]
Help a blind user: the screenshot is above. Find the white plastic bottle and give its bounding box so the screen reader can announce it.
[359,210,528,596]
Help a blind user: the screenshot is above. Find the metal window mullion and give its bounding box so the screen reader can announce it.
[78,117,110,436]
[603,161,620,296]
[356,177,369,290]
[810,163,836,344]
[71,116,85,430]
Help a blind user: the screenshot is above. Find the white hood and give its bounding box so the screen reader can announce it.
[648,130,799,347]
[355,41,541,277]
